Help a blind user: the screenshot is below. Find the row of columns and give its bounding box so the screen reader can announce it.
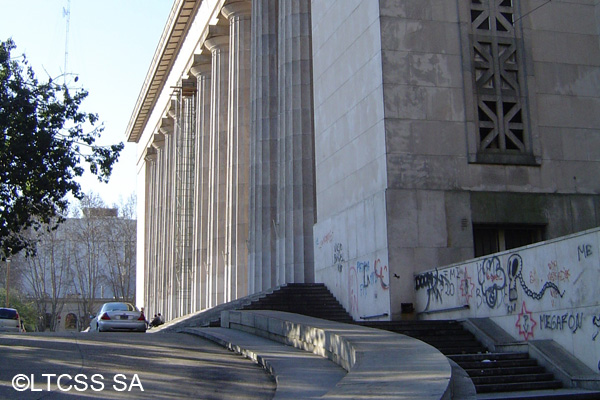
[143,0,316,320]
[248,0,316,292]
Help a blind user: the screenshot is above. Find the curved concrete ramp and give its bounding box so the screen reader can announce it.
[184,326,347,399]
[188,310,474,399]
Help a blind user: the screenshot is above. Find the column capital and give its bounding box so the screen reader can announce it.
[151,132,166,149]
[159,117,174,135]
[144,146,157,162]
[203,25,230,53]
[189,54,212,78]
[204,35,229,53]
[167,99,177,120]
[222,1,252,20]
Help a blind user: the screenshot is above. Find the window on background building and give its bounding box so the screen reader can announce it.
[470,0,533,164]
[473,224,545,257]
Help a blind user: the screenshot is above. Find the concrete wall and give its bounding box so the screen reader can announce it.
[311,0,391,321]
[380,0,600,314]
[312,0,600,321]
[415,228,600,373]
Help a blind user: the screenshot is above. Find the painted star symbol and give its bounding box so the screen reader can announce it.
[460,269,475,304]
[516,302,537,341]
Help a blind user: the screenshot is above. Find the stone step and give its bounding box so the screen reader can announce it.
[466,366,546,377]
[450,352,530,362]
[476,380,563,394]
[458,358,540,370]
[476,388,600,399]
[472,373,556,385]
[437,346,489,356]
[239,283,353,323]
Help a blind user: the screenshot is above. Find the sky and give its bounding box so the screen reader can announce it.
[0,1,173,208]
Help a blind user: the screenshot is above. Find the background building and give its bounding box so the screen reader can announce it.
[127,0,600,322]
[10,207,136,331]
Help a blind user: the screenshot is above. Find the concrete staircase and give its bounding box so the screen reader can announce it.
[240,283,353,323]
[360,320,600,399]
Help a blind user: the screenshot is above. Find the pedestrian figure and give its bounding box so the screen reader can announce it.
[150,314,161,327]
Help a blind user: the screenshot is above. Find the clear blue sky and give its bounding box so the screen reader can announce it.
[0,1,173,208]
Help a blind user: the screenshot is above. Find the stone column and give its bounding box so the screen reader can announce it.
[163,104,178,320]
[204,26,230,307]
[158,114,174,319]
[223,1,251,302]
[150,133,164,318]
[276,0,316,285]
[189,55,212,311]
[249,0,279,294]
[176,79,196,317]
[143,146,157,317]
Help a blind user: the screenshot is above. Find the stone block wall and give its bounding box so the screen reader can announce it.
[312,0,600,319]
[312,0,391,320]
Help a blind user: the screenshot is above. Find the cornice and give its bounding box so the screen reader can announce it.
[125,0,202,143]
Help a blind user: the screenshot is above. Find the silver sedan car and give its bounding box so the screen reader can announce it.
[90,302,146,333]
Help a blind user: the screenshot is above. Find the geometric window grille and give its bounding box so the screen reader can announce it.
[471,0,531,159]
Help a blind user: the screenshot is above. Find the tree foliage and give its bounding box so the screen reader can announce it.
[0,39,124,256]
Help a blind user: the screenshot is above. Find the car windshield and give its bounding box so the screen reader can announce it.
[102,303,135,312]
[0,308,17,319]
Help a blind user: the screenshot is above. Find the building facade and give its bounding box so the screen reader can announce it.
[127,0,600,322]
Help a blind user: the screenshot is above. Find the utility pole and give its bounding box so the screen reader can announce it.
[5,256,10,308]
[63,0,71,85]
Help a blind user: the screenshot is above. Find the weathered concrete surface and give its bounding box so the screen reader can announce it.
[0,331,275,399]
[183,327,346,399]
[220,310,470,399]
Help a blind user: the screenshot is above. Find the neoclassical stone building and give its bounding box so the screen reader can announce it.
[127,0,600,321]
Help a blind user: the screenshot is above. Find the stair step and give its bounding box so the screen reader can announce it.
[439,348,489,356]
[476,380,563,394]
[476,388,600,399]
[466,366,546,377]
[239,283,353,324]
[458,358,539,370]
[472,373,555,385]
[450,352,530,362]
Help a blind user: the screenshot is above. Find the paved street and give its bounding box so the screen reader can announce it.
[0,331,275,400]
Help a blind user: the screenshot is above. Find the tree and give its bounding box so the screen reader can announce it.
[20,220,74,331]
[102,194,136,303]
[68,194,106,329]
[0,39,123,257]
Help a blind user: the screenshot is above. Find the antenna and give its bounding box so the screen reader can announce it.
[62,0,71,86]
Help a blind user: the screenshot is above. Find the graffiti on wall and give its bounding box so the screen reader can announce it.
[316,230,334,250]
[374,259,389,291]
[416,253,566,316]
[539,312,583,334]
[355,260,389,296]
[414,268,457,311]
[414,234,600,373]
[333,243,344,273]
[577,244,593,261]
[348,258,390,315]
[592,314,600,341]
[459,267,475,304]
[477,256,507,309]
[315,227,390,318]
[516,302,536,340]
[507,254,565,303]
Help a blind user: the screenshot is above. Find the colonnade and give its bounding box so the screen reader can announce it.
[143,0,316,321]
